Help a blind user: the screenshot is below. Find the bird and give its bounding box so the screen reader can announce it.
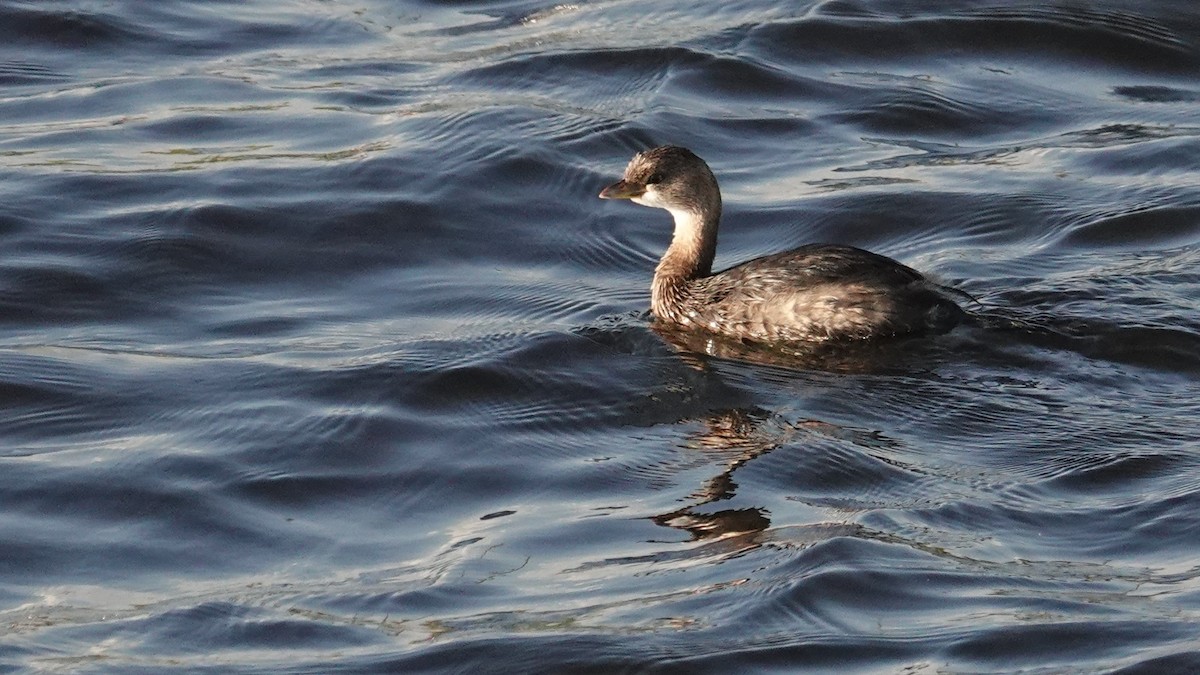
[599,145,967,343]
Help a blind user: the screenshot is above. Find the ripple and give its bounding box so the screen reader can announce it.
[569,215,659,274]
[1114,84,1200,103]
[831,76,1055,137]
[0,6,144,51]
[840,123,1200,176]
[748,3,1197,71]
[0,60,68,87]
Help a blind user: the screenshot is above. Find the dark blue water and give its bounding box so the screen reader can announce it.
[2,1,1200,672]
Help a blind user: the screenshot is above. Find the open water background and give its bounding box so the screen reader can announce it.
[2,1,1200,672]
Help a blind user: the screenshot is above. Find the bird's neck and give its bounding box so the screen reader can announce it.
[652,205,720,320]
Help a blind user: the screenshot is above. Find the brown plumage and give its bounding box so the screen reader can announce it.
[599,145,966,343]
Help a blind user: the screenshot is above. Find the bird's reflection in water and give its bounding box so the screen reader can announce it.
[652,407,778,542]
[651,406,870,550]
[645,325,919,550]
[652,322,944,375]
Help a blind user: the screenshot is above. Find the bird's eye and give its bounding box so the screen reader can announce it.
[646,172,664,185]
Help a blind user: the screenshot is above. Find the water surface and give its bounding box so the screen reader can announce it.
[2,1,1200,672]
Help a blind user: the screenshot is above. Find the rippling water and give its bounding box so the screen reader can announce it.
[2,1,1200,672]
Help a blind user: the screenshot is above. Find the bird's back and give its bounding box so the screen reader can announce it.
[681,244,965,342]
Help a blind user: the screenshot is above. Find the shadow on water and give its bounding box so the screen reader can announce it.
[968,306,1200,375]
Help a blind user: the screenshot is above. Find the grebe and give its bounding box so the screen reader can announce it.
[599,145,966,343]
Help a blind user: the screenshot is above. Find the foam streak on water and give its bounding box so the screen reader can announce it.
[1,1,1199,672]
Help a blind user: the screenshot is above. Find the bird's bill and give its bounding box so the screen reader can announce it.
[599,179,645,200]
